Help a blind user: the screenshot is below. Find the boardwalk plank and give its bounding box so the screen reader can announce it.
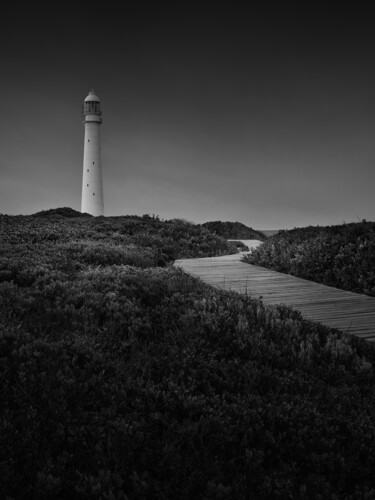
[175,242,375,341]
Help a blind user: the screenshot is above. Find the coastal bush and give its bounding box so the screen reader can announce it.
[230,240,250,251]
[1,213,375,498]
[202,220,265,240]
[0,212,235,260]
[243,221,375,296]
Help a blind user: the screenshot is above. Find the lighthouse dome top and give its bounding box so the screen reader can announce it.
[84,89,101,102]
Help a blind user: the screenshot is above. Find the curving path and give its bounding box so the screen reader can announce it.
[175,240,375,342]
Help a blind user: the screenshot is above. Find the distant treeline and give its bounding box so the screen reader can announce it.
[243,221,375,296]
[201,221,265,240]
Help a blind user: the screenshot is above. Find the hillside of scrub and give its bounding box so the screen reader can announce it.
[1,213,375,498]
[202,220,265,240]
[0,209,237,267]
[242,221,375,297]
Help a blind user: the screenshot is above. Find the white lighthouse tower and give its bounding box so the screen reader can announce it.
[81,89,104,216]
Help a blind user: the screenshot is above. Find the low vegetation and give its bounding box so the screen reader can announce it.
[2,208,237,264]
[201,221,265,240]
[230,240,249,251]
[1,210,375,498]
[243,221,375,297]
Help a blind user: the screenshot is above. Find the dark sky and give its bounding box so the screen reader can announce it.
[1,5,374,229]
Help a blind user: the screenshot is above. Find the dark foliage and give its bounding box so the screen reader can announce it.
[230,240,250,251]
[1,214,375,498]
[32,207,92,218]
[202,221,265,240]
[243,221,375,297]
[1,212,236,264]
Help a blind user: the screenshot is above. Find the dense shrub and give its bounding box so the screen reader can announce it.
[32,206,92,218]
[202,220,265,240]
[0,212,236,260]
[230,240,250,251]
[243,221,375,296]
[1,213,375,498]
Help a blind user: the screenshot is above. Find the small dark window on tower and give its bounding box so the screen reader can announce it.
[88,139,90,142]
[87,184,89,187]
[87,169,89,172]
[93,162,95,164]
[93,193,95,196]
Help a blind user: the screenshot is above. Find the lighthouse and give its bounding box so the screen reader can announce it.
[81,89,104,216]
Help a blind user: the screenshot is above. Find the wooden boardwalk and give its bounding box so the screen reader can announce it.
[175,241,375,342]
